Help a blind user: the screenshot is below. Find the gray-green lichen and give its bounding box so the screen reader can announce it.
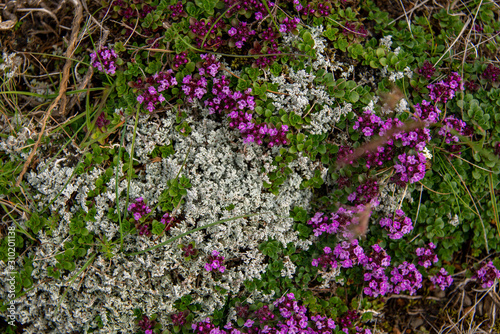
[1,111,316,333]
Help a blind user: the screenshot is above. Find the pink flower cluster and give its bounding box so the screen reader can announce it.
[337,310,359,329]
[279,17,300,33]
[427,72,464,104]
[311,246,338,269]
[348,178,379,206]
[293,0,331,16]
[393,127,431,151]
[363,245,392,297]
[465,80,480,91]
[190,293,342,334]
[181,243,199,258]
[198,54,221,77]
[438,115,470,145]
[138,315,156,333]
[191,318,218,333]
[228,21,256,49]
[171,311,189,326]
[169,1,185,18]
[333,239,367,268]
[365,145,395,169]
[308,206,367,239]
[204,250,226,273]
[189,18,226,49]
[430,268,454,290]
[337,145,355,165]
[128,197,151,221]
[228,110,289,147]
[308,212,332,237]
[379,209,414,240]
[90,47,118,75]
[172,52,188,70]
[353,110,383,137]
[253,305,275,324]
[160,212,174,225]
[252,42,281,68]
[482,63,500,83]
[413,100,442,123]
[205,78,254,114]
[160,212,175,233]
[134,70,177,112]
[110,1,155,19]
[417,61,436,80]
[273,293,336,333]
[472,261,500,288]
[393,153,427,184]
[260,27,279,41]
[390,261,423,295]
[182,75,208,102]
[416,242,438,268]
[95,113,110,130]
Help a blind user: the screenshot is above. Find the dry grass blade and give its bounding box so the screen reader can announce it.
[15,0,83,187]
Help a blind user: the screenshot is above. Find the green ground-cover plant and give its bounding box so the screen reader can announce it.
[1,0,500,333]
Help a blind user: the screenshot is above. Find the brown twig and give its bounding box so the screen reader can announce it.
[15,0,83,187]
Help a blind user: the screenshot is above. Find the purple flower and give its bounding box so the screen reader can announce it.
[427,72,463,104]
[482,63,500,83]
[90,46,118,75]
[379,210,413,239]
[430,268,453,290]
[390,261,423,295]
[205,250,225,273]
[417,61,436,80]
[392,153,427,185]
[128,197,152,221]
[472,261,500,288]
[416,242,438,268]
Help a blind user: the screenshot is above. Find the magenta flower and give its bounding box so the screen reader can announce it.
[90,46,118,75]
[416,242,438,268]
[205,250,226,273]
[128,197,152,221]
[482,63,500,83]
[427,72,463,104]
[379,209,413,240]
[390,261,423,295]
[472,261,500,288]
[417,61,436,80]
[430,268,453,290]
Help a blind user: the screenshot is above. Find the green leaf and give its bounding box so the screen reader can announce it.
[376,48,386,57]
[349,91,359,103]
[302,31,313,43]
[186,62,195,72]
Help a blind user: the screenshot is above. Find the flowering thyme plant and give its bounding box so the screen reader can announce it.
[90,46,118,75]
